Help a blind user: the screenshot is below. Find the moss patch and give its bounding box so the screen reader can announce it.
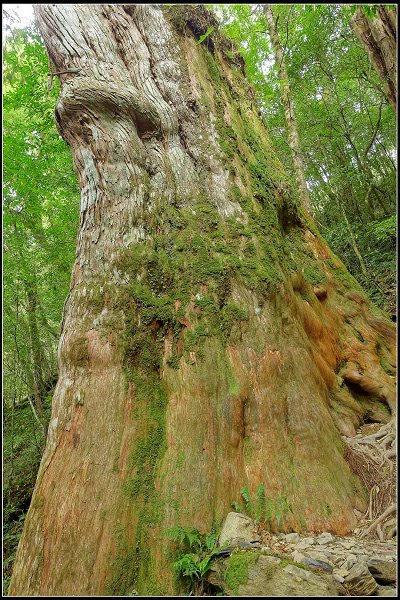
[224,551,259,594]
[67,335,89,366]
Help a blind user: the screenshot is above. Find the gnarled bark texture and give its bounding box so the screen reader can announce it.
[351,6,397,112]
[10,5,396,596]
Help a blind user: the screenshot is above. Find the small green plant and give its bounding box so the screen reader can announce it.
[165,525,221,594]
[231,484,293,531]
[196,25,215,45]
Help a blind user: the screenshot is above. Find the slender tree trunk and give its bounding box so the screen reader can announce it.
[263,5,312,214]
[335,194,369,280]
[25,279,49,437]
[350,6,397,112]
[10,5,396,596]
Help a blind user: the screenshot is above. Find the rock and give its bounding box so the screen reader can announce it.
[339,540,356,550]
[344,563,378,596]
[285,532,300,543]
[333,573,345,584]
[260,546,270,554]
[213,540,260,557]
[376,585,397,596]
[208,551,339,596]
[219,512,259,546]
[292,550,306,563]
[340,554,358,570]
[317,532,334,545]
[307,550,333,563]
[294,537,314,550]
[304,537,315,545]
[367,559,397,584]
[356,554,371,562]
[335,567,350,577]
[303,558,333,573]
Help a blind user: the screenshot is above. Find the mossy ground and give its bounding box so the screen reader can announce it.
[224,551,259,594]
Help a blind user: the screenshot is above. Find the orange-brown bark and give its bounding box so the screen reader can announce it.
[9,5,396,596]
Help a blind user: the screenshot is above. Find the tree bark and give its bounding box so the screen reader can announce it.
[9,5,396,596]
[350,6,397,112]
[263,5,312,214]
[25,278,49,437]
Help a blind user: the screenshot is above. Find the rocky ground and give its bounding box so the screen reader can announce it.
[205,417,397,596]
[258,530,397,596]
[206,512,397,596]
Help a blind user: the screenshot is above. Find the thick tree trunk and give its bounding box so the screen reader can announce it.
[263,5,312,214]
[351,6,397,111]
[10,5,396,596]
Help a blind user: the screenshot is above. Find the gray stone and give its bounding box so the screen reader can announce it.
[292,550,306,563]
[294,538,314,550]
[208,551,339,596]
[285,532,300,543]
[317,532,334,545]
[376,585,397,596]
[303,537,315,545]
[303,558,333,573]
[339,540,356,550]
[344,563,378,596]
[367,559,397,584]
[356,553,371,562]
[307,550,333,563]
[218,512,259,546]
[340,554,358,570]
[214,540,260,557]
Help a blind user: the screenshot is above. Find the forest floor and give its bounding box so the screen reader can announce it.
[251,418,397,596]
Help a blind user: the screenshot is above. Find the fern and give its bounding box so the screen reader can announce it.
[264,496,273,524]
[166,525,220,587]
[165,525,202,550]
[240,486,253,515]
[275,500,282,529]
[205,532,218,551]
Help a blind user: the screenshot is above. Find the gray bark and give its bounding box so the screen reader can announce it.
[263,5,312,213]
[351,6,397,111]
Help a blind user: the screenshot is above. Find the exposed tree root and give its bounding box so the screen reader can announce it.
[342,419,396,542]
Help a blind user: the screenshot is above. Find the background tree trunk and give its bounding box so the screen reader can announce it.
[9,5,396,596]
[263,4,312,213]
[25,278,49,437]
[350,6,397,111]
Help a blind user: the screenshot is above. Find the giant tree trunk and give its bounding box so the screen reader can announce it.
[263,4,313,213]
[9,5,396,596]
[350,6,397,112]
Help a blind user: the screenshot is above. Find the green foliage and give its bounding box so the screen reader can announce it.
[232,484,293,531]
[3,22,79,592]
[3,395,52,593]
[196,25,215,45]
[214,3,396,316]
[165,525,220,591]
[224,551,258,594]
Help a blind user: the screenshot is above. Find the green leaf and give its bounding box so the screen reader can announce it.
[196,25,215,45]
